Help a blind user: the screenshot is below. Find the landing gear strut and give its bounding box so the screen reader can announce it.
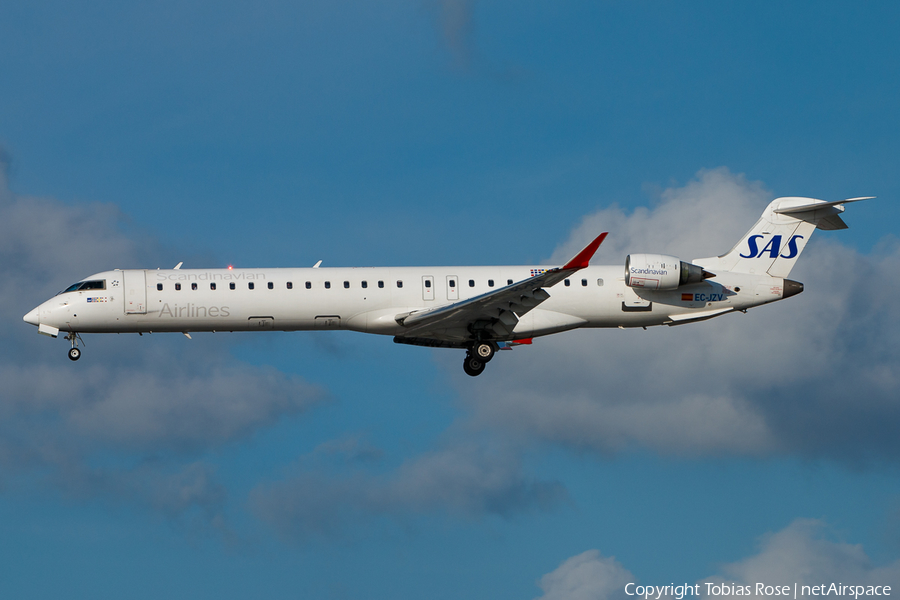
[65,332,83,361]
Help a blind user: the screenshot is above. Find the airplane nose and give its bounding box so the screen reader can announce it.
[23,307,40,326]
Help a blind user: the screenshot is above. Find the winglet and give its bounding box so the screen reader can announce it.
[561,232,608,270]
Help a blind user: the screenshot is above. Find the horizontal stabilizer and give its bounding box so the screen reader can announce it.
[773,197,873,215]
[774,197,873,230]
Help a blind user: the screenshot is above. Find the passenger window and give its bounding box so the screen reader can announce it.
[396,280,403,288]
[468,280,475,287]
[325,281,331,289]
[287,282,293,289]
[192,283,197,290]
[362,281,367,289]
[175,283,181,291]
[597,279,604,286]
[378,281,384,288]
[230,282,235,290]
[211,283,216,290]
[564,279,570,286]
[344,281,350,289]
[488,279,494,287]
[305,281,311,289]
[449,279,456,287]
[582,279,587,287]
[157,283,163,291]
[249,282,255,290]
[268,282,274,290]
[507,279,513,285]
[425,280,431,288]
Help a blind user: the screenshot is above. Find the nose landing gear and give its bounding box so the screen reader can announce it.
[64,332,84,361]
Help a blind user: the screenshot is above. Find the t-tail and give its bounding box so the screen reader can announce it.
[695,196,872,278]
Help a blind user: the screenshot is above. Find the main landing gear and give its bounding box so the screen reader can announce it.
[462,342,496,377]
[65,332,83,361]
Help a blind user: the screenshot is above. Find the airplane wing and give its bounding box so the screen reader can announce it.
[395,233,608,341]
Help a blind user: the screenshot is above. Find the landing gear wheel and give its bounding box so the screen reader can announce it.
[463,354,486,377]
[65,332,83,361]
[472,342,495,362]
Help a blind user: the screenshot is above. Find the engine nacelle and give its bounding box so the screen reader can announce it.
[625,254,709,290]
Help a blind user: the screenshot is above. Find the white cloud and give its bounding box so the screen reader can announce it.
[0,152,323,527]
[548,168,767,266]
[6,152,896,541]
[536,550,635,600]
[0,162,152,316]
[0,357,322,453]
[453,168,900,460]
[251,440,567,539]
[539,520,900,600]
[707,519,900,589]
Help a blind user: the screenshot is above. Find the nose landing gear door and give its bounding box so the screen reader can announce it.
[123,270,147,314]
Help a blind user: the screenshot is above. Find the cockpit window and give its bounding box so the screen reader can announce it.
[61,280,106,294]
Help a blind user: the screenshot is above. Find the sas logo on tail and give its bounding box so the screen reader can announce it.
[740,234,804,259]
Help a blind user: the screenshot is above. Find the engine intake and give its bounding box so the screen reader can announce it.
[625,254,713,290]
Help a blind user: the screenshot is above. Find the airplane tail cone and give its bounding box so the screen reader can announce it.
[783,279,804,298]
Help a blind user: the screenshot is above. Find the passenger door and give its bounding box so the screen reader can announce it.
[123,270,147,314]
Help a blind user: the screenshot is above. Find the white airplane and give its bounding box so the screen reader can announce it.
[24,197,868,376]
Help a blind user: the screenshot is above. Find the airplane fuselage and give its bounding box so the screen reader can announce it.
[27,265,789,340]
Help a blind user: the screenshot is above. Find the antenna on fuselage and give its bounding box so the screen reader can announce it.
[174,262,183,270]
[312,260,322,268]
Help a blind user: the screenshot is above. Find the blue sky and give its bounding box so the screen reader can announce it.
[2,2,900,599]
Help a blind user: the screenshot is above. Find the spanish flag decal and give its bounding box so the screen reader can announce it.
[681,293,693,301]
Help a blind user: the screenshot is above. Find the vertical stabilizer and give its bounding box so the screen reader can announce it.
[694,197,869,278]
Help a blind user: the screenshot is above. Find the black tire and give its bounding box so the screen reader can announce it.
[463,354,485,377]
[472,342,495,362]
[68,347,81,361]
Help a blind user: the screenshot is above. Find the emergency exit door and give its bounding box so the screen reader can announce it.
[446,276,458,300]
